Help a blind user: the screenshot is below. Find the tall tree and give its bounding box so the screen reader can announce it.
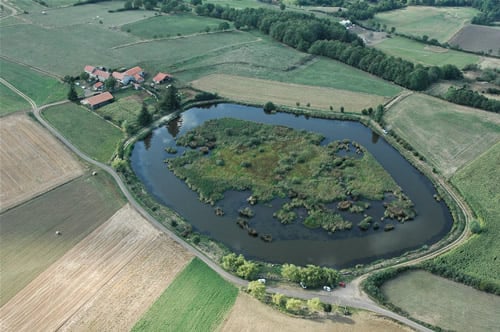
[137,103,152,126]
[68,83,78,102]
[158,85,180,114]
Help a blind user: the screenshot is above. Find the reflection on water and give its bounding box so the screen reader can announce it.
[131,104,453,268]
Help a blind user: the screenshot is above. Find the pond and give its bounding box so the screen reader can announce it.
[131,104,453,268]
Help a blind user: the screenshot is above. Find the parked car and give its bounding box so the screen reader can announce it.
[257,278,266,284]
[338,281,346,288]
[300,281,307,289]
[323,286,331,292]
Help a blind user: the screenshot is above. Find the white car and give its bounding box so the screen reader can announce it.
[323,286,332,292]
[257,278,266,284]
[300,281,307,289]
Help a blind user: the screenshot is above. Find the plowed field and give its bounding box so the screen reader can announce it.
[0,113,83,210]
[0,204,193,332]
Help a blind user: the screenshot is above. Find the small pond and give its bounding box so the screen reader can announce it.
[131,103,453,268]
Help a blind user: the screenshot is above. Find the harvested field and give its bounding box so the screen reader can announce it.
[0,204,193,332]
[190,74,389,113]
[382,270,500,331]
[384,93,500,178]
[372,6,478,42]
[449,24,500,55]
[479,56,500,70]
[220,292,413,332]
[0,113,83,211]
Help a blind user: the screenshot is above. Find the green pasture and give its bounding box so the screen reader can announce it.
[382,270,500,331]
[28,2,156,28]
[374,36,479,68]
[384,93,500,178]
[204,0,275,9]
[122,14,232,39]
[435,143,500,291]
[43,103,123,163]
[0,83,30,115]
[132,258,238,332]
[372,6,478,42]
[0,174,125,306]
[9,0,45,12]
[0,59,68,105]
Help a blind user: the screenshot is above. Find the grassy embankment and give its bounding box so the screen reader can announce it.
[374,36,479,68]
[168,118,414,232]
[370,6,478,42]
[132,258,238,332]
[43,103,123,163]
[384,93,500,179]
[0,83,30,115]
[381,270,500,331]
[0,58,68,106]
[0,173,125,306]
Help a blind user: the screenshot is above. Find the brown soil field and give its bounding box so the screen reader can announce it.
[0,204,193,332]
[0,113,83,211]
[220,293,413,332]
[190,74,389,113]
[0,173,124,306]
[449,24,500,55]
[478,56,500,70]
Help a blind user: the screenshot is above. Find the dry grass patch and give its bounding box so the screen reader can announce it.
[0,204,193,332]
[190,74,389,113]
[384,93,500,178]
[0,113,83,211]
[220,292,413,332]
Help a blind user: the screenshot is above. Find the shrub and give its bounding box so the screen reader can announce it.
[263,101,276,112]
[470,220,482,234]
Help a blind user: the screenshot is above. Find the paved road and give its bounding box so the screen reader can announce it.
[2,78,437,331]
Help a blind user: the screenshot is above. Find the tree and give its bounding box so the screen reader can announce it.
[237,261,258,280]
[307,297,323,312]
[104,76,117,91]
[285,298,303,312]
[247,281,266,301]
[218,22,230,31]
[281,264,300,281]
[158,85,180,114]
[191,0,202,5]
[138,103,152,127]
[80,72,89,81]
[263,101,276,113]
[68,83,78,102]
[280,3,285,10]
[272,293,285,307]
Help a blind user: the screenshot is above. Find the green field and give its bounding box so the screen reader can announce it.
[431,143,500,291]
[382,270,500,331]
[43,103,123,163]
[372,6,478,42]
[122,14,233,39]
[0,174,125,306]
[0,83,30,115]
[132,258,238,332]
[204,0,275,9]
[384,93,500,178]
[374,36,479,68]
[0,59,68,106]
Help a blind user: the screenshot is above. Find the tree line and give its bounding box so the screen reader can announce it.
[445,86,500,113]
[196,5,462,91]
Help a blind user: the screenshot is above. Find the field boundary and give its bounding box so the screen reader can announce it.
[0,55,63,80]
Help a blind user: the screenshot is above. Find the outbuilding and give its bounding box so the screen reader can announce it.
[81,92,114,110]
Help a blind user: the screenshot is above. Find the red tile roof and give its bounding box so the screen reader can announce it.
[133,73,144,83]
[112,71,125,81]
[93,69,110,80]
[84,65,95,73]
[125,66,143,76]
[84,92,113,106]
[93,82,103,88]
[153,72,171,83]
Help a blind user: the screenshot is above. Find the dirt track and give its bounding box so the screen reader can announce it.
[0,113,83,211]
[220,293,413,332]
[0,204,193,332]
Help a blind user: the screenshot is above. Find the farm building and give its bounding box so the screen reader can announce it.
[93,81,103,91]
[153,72,172,84]
[83,65,111,82]
[112,66,145,85]
[84,65,96,75]
[81,92,114,109]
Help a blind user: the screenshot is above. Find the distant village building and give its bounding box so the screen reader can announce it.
[152,72,172,84]
[81,92,114,109]
[339,19,352,29]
